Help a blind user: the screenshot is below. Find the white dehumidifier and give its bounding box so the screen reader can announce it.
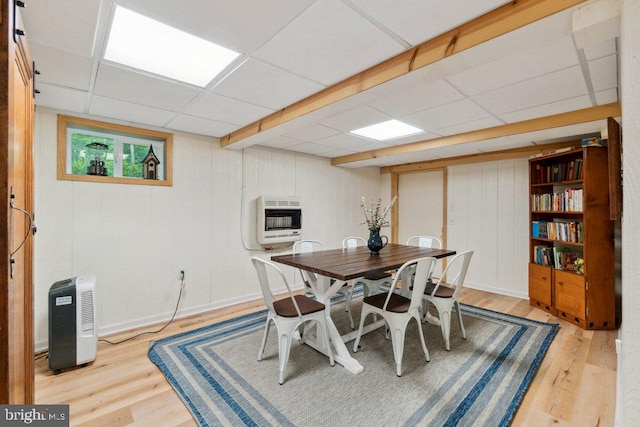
[48,275,97,374]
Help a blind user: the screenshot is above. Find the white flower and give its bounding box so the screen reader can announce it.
[360,196,397,230]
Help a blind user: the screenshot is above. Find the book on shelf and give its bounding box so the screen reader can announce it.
[531,188,583,212]
[530,220,583,243]
[532,221,540,238]
[532,245,581,270]
[531,158,584,184]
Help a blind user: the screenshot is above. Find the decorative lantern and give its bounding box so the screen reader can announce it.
[142,145,160,180]
[86,141,108,176]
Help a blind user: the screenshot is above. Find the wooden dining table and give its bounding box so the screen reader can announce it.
[271,243,456,374]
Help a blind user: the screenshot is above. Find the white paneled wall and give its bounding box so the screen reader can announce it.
[33,109,381,349]
[447,159,529,298]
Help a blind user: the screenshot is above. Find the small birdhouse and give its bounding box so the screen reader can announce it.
[142,145,160,180]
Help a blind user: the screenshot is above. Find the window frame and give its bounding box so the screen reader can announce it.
[57,114,173,186]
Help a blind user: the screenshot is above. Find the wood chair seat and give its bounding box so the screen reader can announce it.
[273,295,325,317]
[363,292,411,313]
[424,282,455,298]
[363,271,392,281]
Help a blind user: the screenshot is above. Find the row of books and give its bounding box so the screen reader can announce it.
[532,159,584,184]
[532,220,584,243]
[531,188,583,212]
[533,245,581,270]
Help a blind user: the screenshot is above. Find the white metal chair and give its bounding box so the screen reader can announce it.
[342,237,393,298]
[353,257,437,377]
[406,235,443,249]
[404,235,444,298]
[292,240,325,296]
[420,250,473,351]
[252,257,334,384]
[293,239,354,329]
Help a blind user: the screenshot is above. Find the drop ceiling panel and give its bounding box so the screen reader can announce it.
[30,43,93,91]
[318,149,355,158]
[588,54,618,92]
[454,9,574,73]
[167,115,239,137]
[315,133,387,151]
[211,59,324,110]
[117,0,315,53]
[370,79,465,117]
[283,123,342,142]
[253,0,405,85]
[34,84,87,113]
[595,88,618,105]
[21,0,101,57]
[498,95,593,124]
[447,36,580,96]
[436,117,505,137]
[381,131,441,146]
[259,136,305,150]
[472,66,588,115]
[401,99,491,132]
[288,143,334,155]
[93,63,201,111]
[89,96,177,127]
[185,93,274,126]
[348,0,510,46]
[318,106,391,132]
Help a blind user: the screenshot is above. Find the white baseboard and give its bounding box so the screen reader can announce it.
[36,284,304,353]
[463,281,529,300]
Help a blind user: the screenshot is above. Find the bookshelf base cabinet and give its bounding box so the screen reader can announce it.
[528,263,554,314]
[528,146,615,330]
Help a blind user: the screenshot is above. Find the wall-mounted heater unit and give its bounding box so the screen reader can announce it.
[257,196,302,245]
[48,275,97,374]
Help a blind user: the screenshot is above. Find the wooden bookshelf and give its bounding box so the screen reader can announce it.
[528,146,615,329]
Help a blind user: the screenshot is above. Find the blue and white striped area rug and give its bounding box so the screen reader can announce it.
[149,298,557,427]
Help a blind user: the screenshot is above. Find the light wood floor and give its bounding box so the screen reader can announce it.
[34,288,618,426]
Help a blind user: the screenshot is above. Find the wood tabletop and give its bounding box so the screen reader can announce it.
[271,243,456,281]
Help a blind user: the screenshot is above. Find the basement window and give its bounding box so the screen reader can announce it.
[57,115,173,186]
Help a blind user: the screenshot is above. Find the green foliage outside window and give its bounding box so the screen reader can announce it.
[122,143,150,178]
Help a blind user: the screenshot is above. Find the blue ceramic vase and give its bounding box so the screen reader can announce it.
[367,229,388,255]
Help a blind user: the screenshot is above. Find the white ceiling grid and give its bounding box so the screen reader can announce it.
[21,0,618,168]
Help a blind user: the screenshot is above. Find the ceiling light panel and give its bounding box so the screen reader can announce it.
[350,119,424,141]
[104,6,240,87]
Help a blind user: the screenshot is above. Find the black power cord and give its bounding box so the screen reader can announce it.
[99,272,185,345]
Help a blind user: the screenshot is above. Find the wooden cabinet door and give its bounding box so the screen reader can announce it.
[529,263,552,306]
[555,270,586,320]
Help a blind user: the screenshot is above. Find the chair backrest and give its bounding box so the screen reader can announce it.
[383,257,437,312]
[406,235,443,249]
[342,236,366,248]
[430,251,473,298]
[291,240,325,293]
[293,239,325,254]
[251,257,302,317]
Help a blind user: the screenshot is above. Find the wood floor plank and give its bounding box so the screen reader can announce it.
[34,288,616,426]
[569,363,617,426]
[587,329,618,370]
